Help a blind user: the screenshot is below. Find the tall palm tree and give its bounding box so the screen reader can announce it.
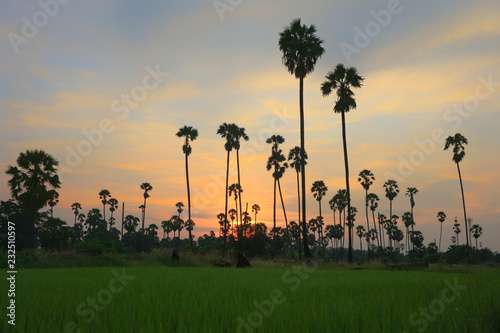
[108,197,119,230]
[228,183,243,231]
[176,125,198,251]
[453,217,461,245]
[6,149,61,215]
[383,180,399,220]
[356,225,365,252]
[437,211,446,252]
[321,64,364,263]
[216,122,235,238]
[405,187,418,234]
[71,202,82,227]
[140,182,153,230]
[288,146,308,254]
[279,18,324,259]
[98,189,111,222]
[311,180,328,240]
[228,208,237,235]
[367,193,380,246]
[444,133,470,250]
[470,224,482,250]
[358,169,375,233]
[402,212,414,254]
[266,135,289,253]
[232,124,249,225]
[251,204,260,226]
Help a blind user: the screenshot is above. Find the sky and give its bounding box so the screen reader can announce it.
[1,0,499,251]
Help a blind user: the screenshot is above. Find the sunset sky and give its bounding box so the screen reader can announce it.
[1,0,499,251]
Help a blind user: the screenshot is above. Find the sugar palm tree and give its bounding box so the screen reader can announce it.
[437,211,446,252]
[251,204,260,226]
[6,149,61,215]
[232,124,249,225]
[161,219,173,239]
[279,18,324,258]
[311,180,328,240]
[176,125,198,251]
[47,190,59,217]
[140,183,153,230]
[383,180,399,220]
[470,224,482,250]
[216,122,235,237]
[453,217,461,245]
[175,202,184,219]
[228,208,237,235]
[288,146,308,251]
[71,202,82,227]
[124,215,139,234]
[321,64,364,263]
[405,187,418,232]
[98,189,111,222]
[367,193,380,246]
[228,183,243,230]
[402,212,414,254]
[108,197,119,230]
[356,225,365,252]
[444,133,470,250]
[358,169,375,233]
[266,135,289,252]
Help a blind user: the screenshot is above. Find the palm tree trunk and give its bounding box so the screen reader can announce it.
[185,151,194,252]
[223,150,230,254]
[371,210,379,247]
[296,171,302,259]
[299,77,312,258]
[439,222,443,252]
[273,177,277,256]
[341,110,353,263]
[456,162,470,251]
[237,149,243,237]
[365,190,370,232]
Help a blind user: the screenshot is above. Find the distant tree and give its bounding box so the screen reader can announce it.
[437,211,447,252]
[161,219,173,240]
[124,215,139,234]
[409,230,424,249]
[108,198,118,230]
[321,64,364,264]
[175,202,184,218]
[405,187,418,235]
[311,180,328,240]
[444,133,470,250]
[140,183,153,230]
[358,169,375,234]
[71,202,82,227]
[98,189,111,221]
[402,212,414,254]
[6,149,61,215]
[47,190,59,217]
[383,180,399,220]
[288,146,307,259]
[251,204,261,226]
[470,224,482,250]
[279,18,324,258]
[367,193,380,246]
[176,125,199,252]
[356,225,365,252]
[453,217,461,246]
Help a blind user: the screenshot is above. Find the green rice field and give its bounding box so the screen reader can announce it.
[2,265,499,332]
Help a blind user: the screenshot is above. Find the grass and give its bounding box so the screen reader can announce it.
[1,264,499,332]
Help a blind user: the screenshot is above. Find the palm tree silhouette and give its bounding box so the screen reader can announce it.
[6,149,61,215]
[232,124,249,225]
[405,187,418,236]
[99,189,111,221]
[108,197,119,230]
[356,225,365,252]
[176,125,198,252]
[367,193,380,246]
[453,217,461,245]
[470,224,482,250]
[71,202,82,227]
[175,202,184,218]
[228,208,237,235]
[228,183,243,231]
[140,182,153,231]
[161,219,173,240]
[358,169,375,234]
[437,211,446,252]
[383,180,399,221]
[279,18,324,259]
[47,190,59,217]
[288,146,308,257]
[217,122,235,238]
[251,204,260,226]
[402,212,414,254]
[311,180,328,240]
[321,64,364,263]
[124,215,139,234]
[444,133,470,251]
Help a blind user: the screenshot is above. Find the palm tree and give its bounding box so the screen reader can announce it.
[437,211,446,252]
[453,217,461,245]
[251,204,260,226]
[161,219,173,239]
[279,18,324,259]
[175,202,184,218]
[228,208,237,235]
[405,187,418,234]
[228,183,243,230]
[367,193,380,246]
[108,198,119,230]
[288,146,308,257]
[232,124,249,225]
[266,135,289,253]
[470,224,482,250]
[98,189,111,221]
[124,215,140,234]
[140,182,153,230]
[6,149,61,215]
[311,180,328,240]
[71,202,82,227]
[383,180,399,220]
[358,169,375,233]
[321,64,364,264]
[47,190,59,217]
[176,125,198,251]
[216,122,235,239]
[402,212,414,254]
[444,133,470,250]
[356,225,365,252]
